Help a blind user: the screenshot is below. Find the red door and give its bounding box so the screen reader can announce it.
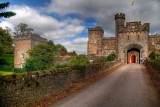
[131,55,135,63]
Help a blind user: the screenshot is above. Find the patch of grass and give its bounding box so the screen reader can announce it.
[0,71,15,76]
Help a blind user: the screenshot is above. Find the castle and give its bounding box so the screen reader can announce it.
[14,33,47,68]
[88,13,160,63]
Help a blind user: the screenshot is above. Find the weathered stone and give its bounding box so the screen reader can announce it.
[88,13,160,63]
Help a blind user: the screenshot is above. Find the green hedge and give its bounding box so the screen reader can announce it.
[147,59,160,71]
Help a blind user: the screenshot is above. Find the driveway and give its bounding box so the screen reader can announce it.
[50,64,160,107]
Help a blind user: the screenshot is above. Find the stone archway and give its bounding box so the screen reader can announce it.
[124,44,143,63]
[127,48,140,63]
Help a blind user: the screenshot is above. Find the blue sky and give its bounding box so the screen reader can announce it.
[0,0,160,54]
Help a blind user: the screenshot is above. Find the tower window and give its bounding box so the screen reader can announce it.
[137,35,140,41]
[127,35,130,40]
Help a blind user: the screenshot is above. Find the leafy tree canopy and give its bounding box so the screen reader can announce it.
[24,41,68,71]
[0,27,13,55]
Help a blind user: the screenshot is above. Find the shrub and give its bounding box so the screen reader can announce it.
[24,57,53,72]
[106,53,117,62]
[70,55,89,68]
[149,51,156,60]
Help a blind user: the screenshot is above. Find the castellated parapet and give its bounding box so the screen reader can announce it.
[88,13,160,63]
[119,21,150,33]
[14,33,47,68]
[115,13,125,20]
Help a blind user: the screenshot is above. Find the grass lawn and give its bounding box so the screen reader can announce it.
[0,54,14,71]
[0,71,15,76]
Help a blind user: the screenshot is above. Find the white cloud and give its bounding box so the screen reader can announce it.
[46,0,160,34]
[0,4,86,53]
[61,37,88,54]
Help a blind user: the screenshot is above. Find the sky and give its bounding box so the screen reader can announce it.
[0,0,160,54]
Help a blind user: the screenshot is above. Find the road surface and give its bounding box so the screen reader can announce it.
[50,64,160,107]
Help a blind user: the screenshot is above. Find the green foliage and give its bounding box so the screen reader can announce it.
[0,2,16,18]
[0,27,13,54]
[70,55,89,68]
[24,43,55,71]
[52,63,68,69]
[0,2,10,9]
[46,40,67,55]
[0,71,15,76]
[0,54,14,71]
[106,53,117,62]
[147,59,160,72]
[149,51,156,60]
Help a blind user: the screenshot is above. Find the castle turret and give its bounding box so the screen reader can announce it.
[14,33,47,68]
[115,13,125,35]
[88,26,104,55]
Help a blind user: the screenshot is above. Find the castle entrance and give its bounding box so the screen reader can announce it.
[127,48,140,63]
[131,55,136,63]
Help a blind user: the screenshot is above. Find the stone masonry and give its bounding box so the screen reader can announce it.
[14,33,47,68]
[88,13,160,63]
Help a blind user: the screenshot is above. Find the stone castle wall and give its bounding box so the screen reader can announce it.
[0,61,120,107]
[102,37,116,56]
[148,35,160,55]
[88,13,160,62]
[118,31,149,62]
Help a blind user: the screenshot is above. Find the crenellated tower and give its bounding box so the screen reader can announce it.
[88,26,104,55]
[115,13,125,36]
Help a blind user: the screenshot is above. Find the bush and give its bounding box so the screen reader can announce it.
[106,53,117,62]
[70,55,89,68]
[52,63,68,69]
[147,59,160,71]
[149,51,156,60]
[24,57,53,72]
[0,54,14,71]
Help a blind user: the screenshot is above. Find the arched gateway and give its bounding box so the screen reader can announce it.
[124,44,143,64]
[87,13,160,63]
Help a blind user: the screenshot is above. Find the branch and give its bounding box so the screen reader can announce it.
[0,2,9,9]
[0,11,16,18]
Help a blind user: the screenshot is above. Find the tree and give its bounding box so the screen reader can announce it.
[0,27,13,55]
[24,40,68,71]
[24,42,55,71]
[0,2,16,18]
[46,40,67,56]
[54,44,67,55]
[14,23,33,36]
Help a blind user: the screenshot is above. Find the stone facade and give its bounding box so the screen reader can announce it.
[14,33,47,68]
[88,13,160,63]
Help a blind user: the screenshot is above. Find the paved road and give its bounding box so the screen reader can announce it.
[50,64,160,107]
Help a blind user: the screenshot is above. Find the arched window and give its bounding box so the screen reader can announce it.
[137,35,140,41]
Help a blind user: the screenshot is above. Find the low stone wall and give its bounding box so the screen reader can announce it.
[0,60,121,107]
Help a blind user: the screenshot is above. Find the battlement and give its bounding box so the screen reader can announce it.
[115,13,125,20]
[104,37,116,40]
[149,34,160,38]
[14,33,47,43]
[118,21,150,33]
[88,26,104,33]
